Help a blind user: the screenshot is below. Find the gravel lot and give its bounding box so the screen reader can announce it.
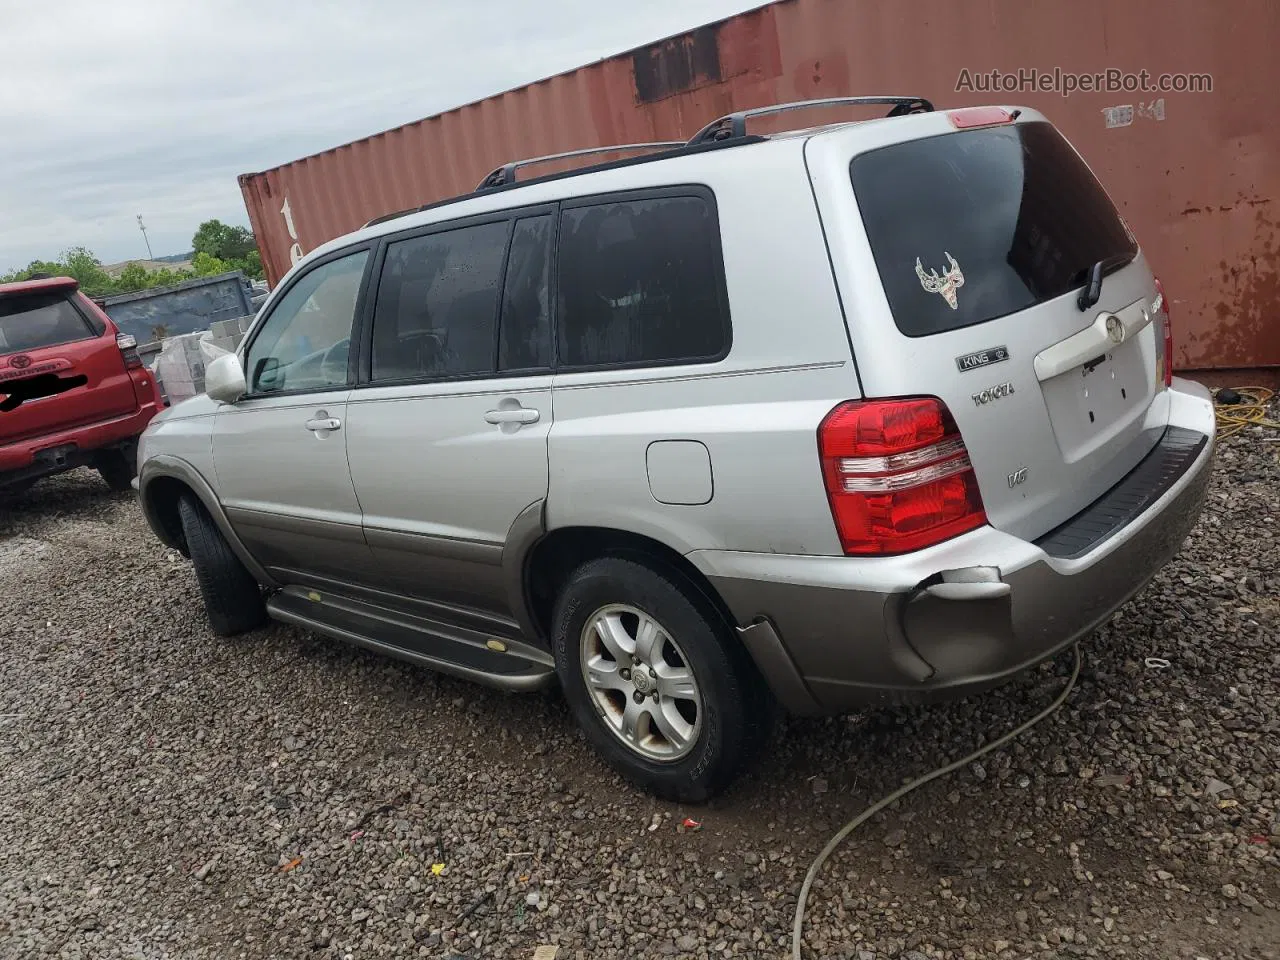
[1,423,1277,960]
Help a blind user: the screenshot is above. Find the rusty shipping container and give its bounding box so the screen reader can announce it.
[239,0,1279,373]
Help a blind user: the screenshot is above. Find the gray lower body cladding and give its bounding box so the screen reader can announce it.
[705,423,1214,714]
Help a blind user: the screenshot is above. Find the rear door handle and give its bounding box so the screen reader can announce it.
[305,417,342,432]
[484,407,539,425]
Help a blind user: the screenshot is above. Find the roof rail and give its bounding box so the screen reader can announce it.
[687,96,935,145]
[476,141,685,190]
[364,206,419,228]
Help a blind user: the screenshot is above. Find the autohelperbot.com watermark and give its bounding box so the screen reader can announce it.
[956,67,1212,98]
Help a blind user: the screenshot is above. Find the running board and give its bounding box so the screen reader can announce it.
[266,585,556,692]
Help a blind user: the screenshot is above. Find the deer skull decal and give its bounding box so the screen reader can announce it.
[915,252,965,309]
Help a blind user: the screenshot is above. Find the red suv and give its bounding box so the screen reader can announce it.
[1,276,161,494]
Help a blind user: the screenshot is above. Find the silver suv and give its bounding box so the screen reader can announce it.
[137,98,1215,801]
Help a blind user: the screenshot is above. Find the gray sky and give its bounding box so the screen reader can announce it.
[0,0,761,272]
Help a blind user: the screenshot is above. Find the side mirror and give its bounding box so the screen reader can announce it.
[206,353,247,404]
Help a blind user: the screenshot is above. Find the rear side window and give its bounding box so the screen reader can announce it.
[0,293,94,354]
[371,221,510,382]
[852,121,1138,337]
[557,193,729,368]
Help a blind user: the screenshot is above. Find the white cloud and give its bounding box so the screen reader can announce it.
[0,0,761,270]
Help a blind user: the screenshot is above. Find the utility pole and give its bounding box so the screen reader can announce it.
[137,214,154,260]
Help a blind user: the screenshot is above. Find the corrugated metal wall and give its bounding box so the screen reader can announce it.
[239,0,1279,371]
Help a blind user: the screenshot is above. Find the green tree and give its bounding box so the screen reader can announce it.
[3,260,59,285]
[2,249,114,295]
[187,246,264,283]
[2,237,245,296]
[238,248,264,280]
[116,262,151,292]
[141,266,195,289]
[192,220,256,262]
[39,247,116,297]
[192,251,237,277]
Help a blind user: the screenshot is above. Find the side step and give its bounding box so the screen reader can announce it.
[266,585,556,692]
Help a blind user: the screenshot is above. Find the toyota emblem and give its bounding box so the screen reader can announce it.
[8,354,32,369]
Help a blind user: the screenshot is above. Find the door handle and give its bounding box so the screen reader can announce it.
[484,407,539,425]
[305,417,342,432]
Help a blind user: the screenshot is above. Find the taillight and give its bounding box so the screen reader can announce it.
[116,332,143,369]
[818,398,987,555]
[1153,278,1173,387]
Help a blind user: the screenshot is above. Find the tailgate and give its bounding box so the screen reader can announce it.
[0,290,138,446]
[807,112,1169,542]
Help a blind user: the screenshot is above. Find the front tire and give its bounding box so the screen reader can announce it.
[552,557,770,802]
[178,495,267,637]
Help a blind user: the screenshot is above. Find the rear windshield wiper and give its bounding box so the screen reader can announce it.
[1076,253,1134,311]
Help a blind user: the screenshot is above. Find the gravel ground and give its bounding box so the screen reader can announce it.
[1,423,1277,960]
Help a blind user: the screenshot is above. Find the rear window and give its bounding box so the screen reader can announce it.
[0,293,95,354]
[851,121,1138,337]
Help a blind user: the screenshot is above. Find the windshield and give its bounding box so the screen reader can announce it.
[851,121,1138,337]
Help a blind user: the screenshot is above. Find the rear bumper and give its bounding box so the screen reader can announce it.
[690,379,1216,715]
[0,402,160,486]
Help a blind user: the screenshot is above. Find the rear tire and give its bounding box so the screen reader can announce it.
[552,557,771,803]
[95,445,136,493]
[177,494,267,637]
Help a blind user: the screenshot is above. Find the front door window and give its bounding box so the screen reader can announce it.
[245,250,369,394]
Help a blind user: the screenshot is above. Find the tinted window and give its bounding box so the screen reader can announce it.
[371,221,509,381]
[498,216,554,371]
[557,195,728,367]
[0,293,94,354]
[245,250,368,394]
[851,121,1138,337]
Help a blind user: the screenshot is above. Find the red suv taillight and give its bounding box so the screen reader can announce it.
[818,397,988,556]
[116,332,143,369]
[1153,277,1173,387]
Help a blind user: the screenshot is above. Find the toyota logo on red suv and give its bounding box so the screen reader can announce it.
[7,354,32,369]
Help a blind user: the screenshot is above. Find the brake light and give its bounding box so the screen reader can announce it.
[116,332,144,369]
[946,106,1015,129]
[818,398,987,555]
[1153,278,1173,387]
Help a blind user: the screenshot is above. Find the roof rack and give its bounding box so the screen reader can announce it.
[687,96,935,145]
[360,101,932,231]
[476,141,685,190]
[364,207,418,228]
